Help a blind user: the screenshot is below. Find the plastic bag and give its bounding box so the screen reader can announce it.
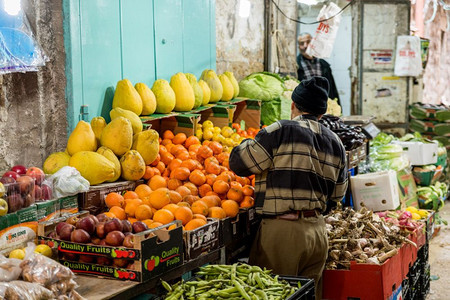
[305,2,342,59]
[0,280,53,300]
[47,166,90,198]
[0,254,21,281]
[394,35,423,77]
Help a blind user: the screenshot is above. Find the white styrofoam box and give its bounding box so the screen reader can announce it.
[351,170,400,212]
[392,141,438,165]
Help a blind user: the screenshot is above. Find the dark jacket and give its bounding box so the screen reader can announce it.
[297,55,340,105]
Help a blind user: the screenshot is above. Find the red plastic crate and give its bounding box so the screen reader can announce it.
[322,250,403,300]
[400,225,425,279]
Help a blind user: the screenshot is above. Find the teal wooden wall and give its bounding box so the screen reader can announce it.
[63,0,216,131]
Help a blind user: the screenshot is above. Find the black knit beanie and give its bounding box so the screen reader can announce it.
[292,76,330,115]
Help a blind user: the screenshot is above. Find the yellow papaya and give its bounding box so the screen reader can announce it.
[120,150,146,181]
[224,71,240,98]
[170,72,195,112]
[112,79,143,115]
[91,117,106,145]
[198,80,211,106]
[132,129,160,165]
[151,79,176,114]
[185,73,204,109]
[219,74,234,101]
[201,70,222,103]
[135,83,157,116]
[67,121,97,156]
[110,107,143,135]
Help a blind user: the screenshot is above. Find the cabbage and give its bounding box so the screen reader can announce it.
[238,72,285,101]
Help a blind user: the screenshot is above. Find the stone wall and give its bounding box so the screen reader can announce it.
[422,7,450,104]
[0,0,67,171]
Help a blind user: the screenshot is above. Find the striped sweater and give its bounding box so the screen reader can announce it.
[229,115,348,215]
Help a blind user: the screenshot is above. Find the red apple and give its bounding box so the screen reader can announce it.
[59,224,75,241]
[26,167,45,186]
[56,222,68,236]
[87,215,99,225]
[0,177,16,185]
[96,213,111,223]
[7,193,24,213]
[24,193,35,207]
[132,221,148,233]
[96,222,106,239]
[41,184,53,200]
[104,218,123,234]
[105,231,125,246]
[16,176,34,194]
[11,165,27,176]
[76,217,96,235]
[122,220,132,233]
[33,185,42,200]
[123,234,134,248]
[47,231,57,239]
[2,171,19,180]
[71,229,91,243]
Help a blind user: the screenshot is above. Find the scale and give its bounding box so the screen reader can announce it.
[341,115,380,140]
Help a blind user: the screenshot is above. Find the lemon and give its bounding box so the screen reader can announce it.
[221,126,233,138]
[218,135,226,144]
[0,183,4,197]
[195,129,203,140]
[406,206,419,214]
[231,133,241,142]
[203,128,213,140]
[412,213,421,220]
[418,210,429,218]
[9,249,25,260]
[35,244,53,257]
[224,138,234,147]
[213,127,221,135]
[203,120,214,129]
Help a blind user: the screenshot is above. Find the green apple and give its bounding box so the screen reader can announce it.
[0,198,8,216]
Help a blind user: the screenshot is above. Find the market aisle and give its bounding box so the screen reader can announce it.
[428,203,450,299]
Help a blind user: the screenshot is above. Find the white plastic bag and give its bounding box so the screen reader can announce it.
[0,254,21,282]
[47,166,90,198]
[306,3,342,59]
[394,35,423,77]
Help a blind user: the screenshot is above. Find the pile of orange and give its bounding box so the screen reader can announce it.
[231,123,263,139]
[104,129,255,231]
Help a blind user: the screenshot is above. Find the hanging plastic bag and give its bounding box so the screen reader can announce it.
[46,166,90,198]
[0,254,21,282]
[305,3,342,59]
[394,35,423,76]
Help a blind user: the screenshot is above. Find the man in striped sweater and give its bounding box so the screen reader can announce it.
[229,76,348,299]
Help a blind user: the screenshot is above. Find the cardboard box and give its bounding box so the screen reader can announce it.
[38,216,184,282]
[409,103,450,122]
[183,219,219,261]
[141,113,200,137]
[0,205,37,254]
[198,104,236,128]
[60,195,79,216]
[409,119,450,136]
[392,141,438,165]
[351,170,400,211]
[396,167,417,208]
[78,180,143,215]
[223,98,262,129]
[36,199,60,222]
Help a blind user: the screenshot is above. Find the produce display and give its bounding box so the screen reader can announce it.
[318,115,366,150]
[163,263,299,300]
[417,181,448,212]
[0,165,52,214]
[325,206,415,270]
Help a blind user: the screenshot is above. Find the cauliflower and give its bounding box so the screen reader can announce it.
[326,98,342,116]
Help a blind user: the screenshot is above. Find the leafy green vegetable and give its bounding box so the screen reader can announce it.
[238,72,285,101]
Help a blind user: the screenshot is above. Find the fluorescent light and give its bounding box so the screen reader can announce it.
[239,0,251,18]
[4,0,21,16]
[297,0,319,5]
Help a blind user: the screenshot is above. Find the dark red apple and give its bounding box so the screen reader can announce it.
[59,224,75,241]
[16,176,34,194]
[105,231,125,246]
[104,218,123,234]
[41,184,53,200]
[33,185,42,200]
[76,217,96,235]
[26,167,45,186]
[96,222,106,239]
[2,171,19,180]
[55,222,68,236]
[132,221,148,233]
[113,258,128,268]
[71,229,91,243]
[11,165,27,176]
[122,220,132,233]
[0,177,16,185]
[97,256,112,266]
[47,231,58,239]
[123,234,134,248]
[79,254,96,263]
[96,213,111,223]
[64,253,79,261]
[7,193,24,213]
[87,215,99,225]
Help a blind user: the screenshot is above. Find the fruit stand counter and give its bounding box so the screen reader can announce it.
[76,248,224,300]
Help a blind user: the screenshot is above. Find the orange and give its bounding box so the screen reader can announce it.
[202,140,211,146]
[162,130,175,140]
[143,166,155,180]
[174,206,193,225]
[183,195,200,205]
[181,159,197,171]
[153,209,174,225]
[216,173,232,183]
[206,174,217,186]
[149,221,164,229]
[209,141,223,155]
[109,206,126,220]
[104,212,116,219]
[135,204,153,220]
[227,187,244,202]
[206,191,219,197]
[168,190,182,204]
[149,175,167,190]
[217,152,230,164]
[213,180,230,194]
[142,219,154,227]
[123,191,139,200]
[150,154,161,167]
[243,185,255,196]
[161,139,173,146]
[168,158,183,171]
[221,200,239,218]
[163,203,179,215]
[185,136,200,148]
[205,162,221,175]
[223,171,236,181]
[185,219,207,231]
[198,184,212,197]
[170,144,186,156]
[162,169,170,178]
[167,178,183,190]
[193,214,207,222]
[176,186,191,198]
[151,167,161,176]
[240,196,254,208]
[159,144,168,154]
[189,144,201,153]
[168,224,177,231]
[170,167,190,181]
[124,198,143,217]
[178,202,191,208]
[191,200,209,216]
[176,151,190,161]
[105,192,124,208]
[198,145,213,159]
[251,177,255,187]
[208,207,227,219]
[236,176,247,186]
[204,156,219,166]
[156,161,167,174]
[201,195,221,208]
[165,143,175,153]
[230,181,243,189]
[135,184,152,200]
[149,188,171,209]
[128,217,138,224]
[183,182,198,196]
[189,169,206,186]
[172,133,187,145]
[160,153,174,166]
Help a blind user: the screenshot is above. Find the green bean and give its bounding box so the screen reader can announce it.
[255,290,268,300]
[233,279,251,300]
